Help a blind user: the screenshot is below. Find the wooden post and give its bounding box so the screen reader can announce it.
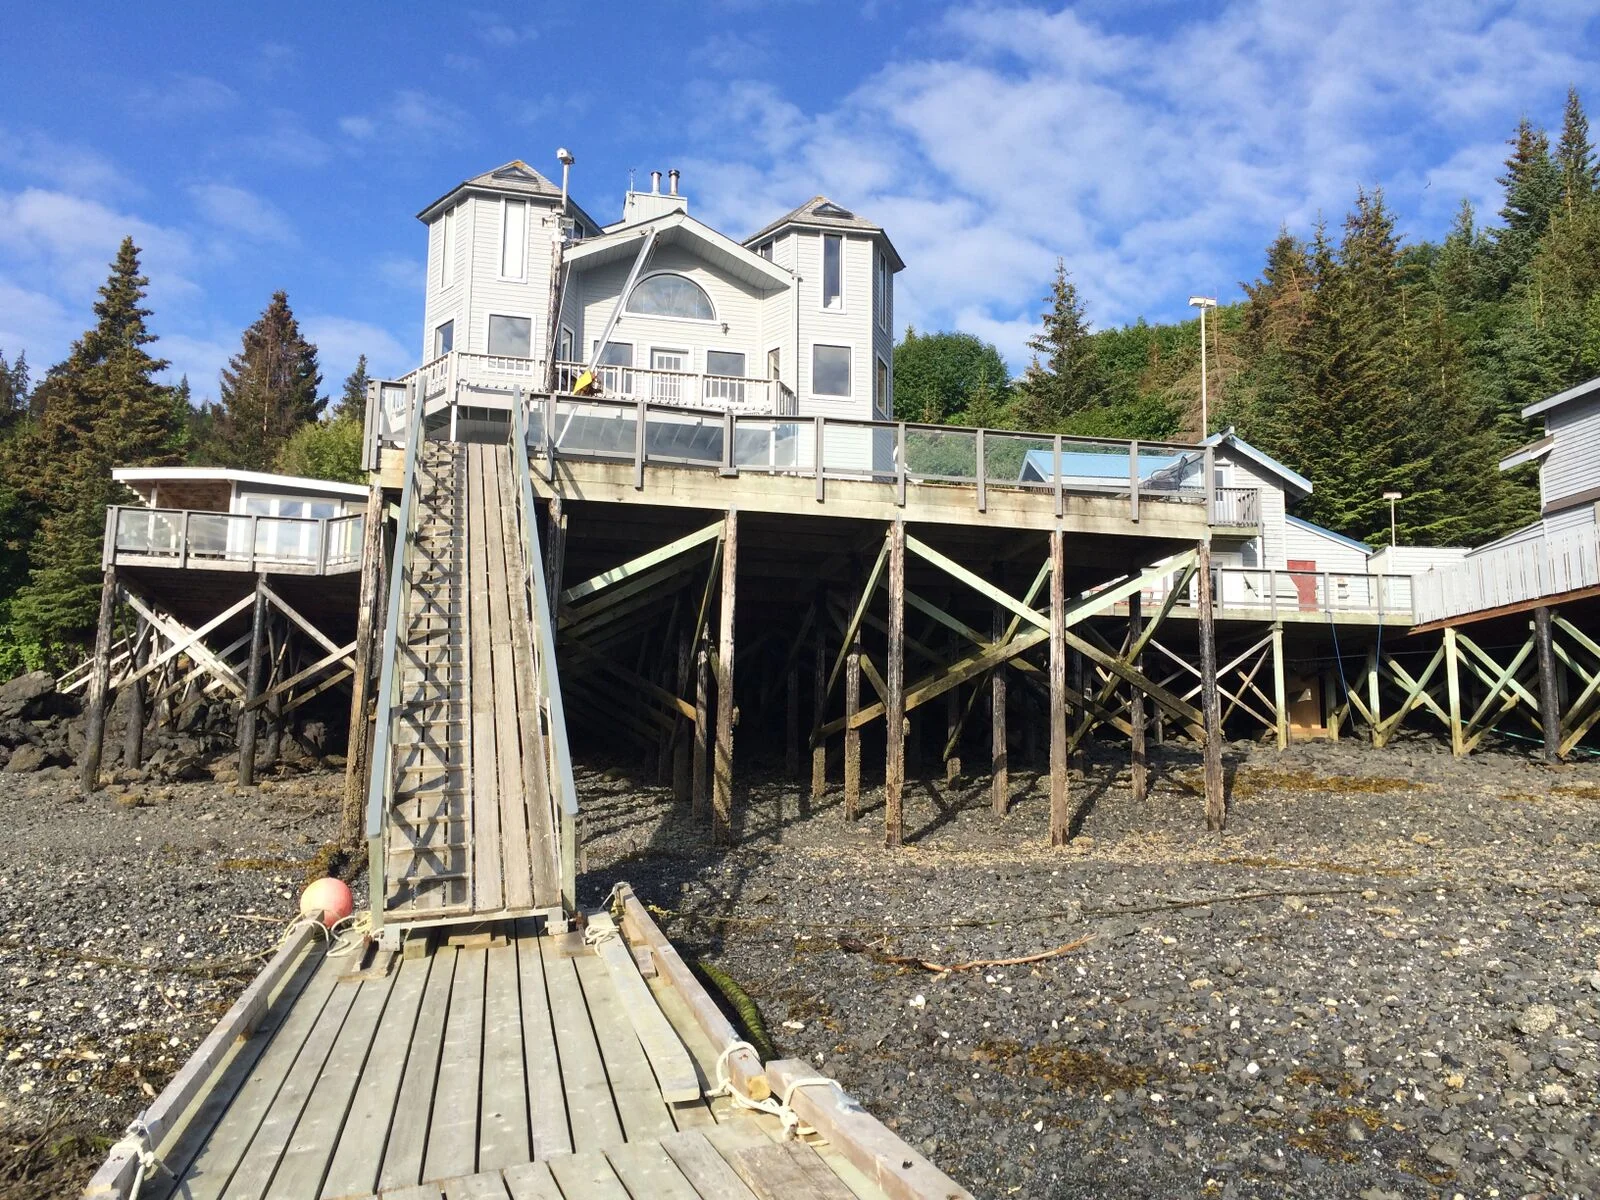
[80,568,118,794]
[811,618,827,807]
[238,576,270,787]
[1365,645,1381,745]
[123,620,146,774]
[1196,540,1225,831]
[885,520,906,848]
[545,495,567,612]
[1323,671,1340,741]
[1049,528,1069,845]
[945,631,961,782]
[1444,626,1463,757]
[844,613,862,820]
[991,607,1008,816]
[1069,645,1085,771]
[784,663,800,779]
[1128,592,1147,802]
[712,510,738,846]
[692,632,710,819]
[1535,606,1562,762]
[1272,620,1288,751]
[673,621,692,801]
[342,481,386,843]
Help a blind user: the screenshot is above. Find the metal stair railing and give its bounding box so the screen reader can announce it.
[509,385,579,911]
[366,379,428,936]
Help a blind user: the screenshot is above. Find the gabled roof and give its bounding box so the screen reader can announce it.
[1285,515,1372,556]
[415,160,602,233]
[564,209,794,293]
[114,466,368,498]
[1498,433,1555,472]
[1523,374,1600,419]
[744,196,905,271]
[1203,428,1313,499]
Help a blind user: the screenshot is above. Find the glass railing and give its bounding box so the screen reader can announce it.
[107,506,364,573]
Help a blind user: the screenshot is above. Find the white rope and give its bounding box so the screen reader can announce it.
[108,1118,159,1198]
[706,1041,841,1140]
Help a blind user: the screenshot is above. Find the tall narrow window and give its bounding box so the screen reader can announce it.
[440,205,456,288]
[558,326,574,361]
[812,344,850,396]
[821,235,842,310]
[501,199,527,278]
[434,319,454,357]
[876,356,889,414]
[766,347,780,379]
[876,252,889,329]
[757,240,773,261]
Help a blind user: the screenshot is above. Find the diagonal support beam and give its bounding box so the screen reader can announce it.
[560,520,726,608]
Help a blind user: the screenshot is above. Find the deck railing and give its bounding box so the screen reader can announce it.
[103,505,364,574]
[550,360,798,416]
[1414,523,1600,624]
[1127,563,1417,621]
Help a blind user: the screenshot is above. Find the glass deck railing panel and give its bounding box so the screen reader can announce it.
[114,508,182,556]
[979,432,1055,492]
[731,416,803,472]
[550,397,639,461]
[112,508,364,571]
[903,426,978,483]
[819,418,881,481]
[642,407,724,469]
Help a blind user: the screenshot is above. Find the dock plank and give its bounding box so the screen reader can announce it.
[546,1151,631,1200]
[476,941,530,1171]
[499,1161,564,1200]
[587,914,699,1102]
[424,946,488,1182]
[658,1129,760,1200]
[538,935,624,1152]
[466,444,505,915]
[720,1141,855,1200]
[320,953,435,1198]
[487,447,535,912]
[604,1141,703,1199]
[441,1171,512,1199]
[513,920,570,1157]
[572,951,676,1142]
[377,947,459,1191]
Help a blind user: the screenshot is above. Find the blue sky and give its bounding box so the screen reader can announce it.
[2,1,1596,399]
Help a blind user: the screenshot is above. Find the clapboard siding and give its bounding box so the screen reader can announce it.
[1367,545,1469,575]
[1545,503,1597,535]
[460,195,559,360]
[759,234,795,392]
[795,232,877,421]
[1283,519,1371,573]
[1542,391,1600,509]
[1215,453,1286,569]
[872,247,895,418]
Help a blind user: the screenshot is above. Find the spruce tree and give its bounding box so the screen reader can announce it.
[0,351,27,433]
[1557,87,1598,214]
[1494,118,1563,283]
[339,354,370,426]
[203,291,325,470]
[1013,258,1105,429]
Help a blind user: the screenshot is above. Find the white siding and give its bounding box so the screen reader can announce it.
[465,194,559,360]
[794,232,876,422]
[1468,520,1545,558]
[1542,392,1600,509]
[1282,520,1371,574]
[872,248,895,418]
[1214,453,1288,569]
[1544,503,1597,536]
[759,234,795,392]
[1366,545,1469,575]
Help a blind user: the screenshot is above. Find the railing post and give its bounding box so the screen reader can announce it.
[1128,439,1140,523]
[1375,572,1384,619]
[896,423,907,507]
[250,514,259,572]
[975,428,987,513]
[720,409,737,477]
[545,390,557,476]
[1052,434,1063,518]
[179,509,191,569]
[1323,570,1333,612]
[316,518,329,574]
[102,506,118,569]
[814,415,825,503]
[1269,568,1278,619]
[634,398,647,490]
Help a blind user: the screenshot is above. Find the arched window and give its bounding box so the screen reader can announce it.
[625,273,715,321]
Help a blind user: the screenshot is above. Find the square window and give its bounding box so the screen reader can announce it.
[434,319,454,357]
[812,344,850,396]
[706,350,746,377]
[488,314,532,358]
[594,341,634,367]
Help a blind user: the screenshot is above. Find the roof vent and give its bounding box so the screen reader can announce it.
[813,201,853,218]
[493,163,539,182]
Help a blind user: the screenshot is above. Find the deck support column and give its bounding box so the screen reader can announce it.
[673,621,693,801]
[1129,593,1147,802]
[1535,606,1562,762]
[123,621,146,773]
[945,631,961,782]
[545,495,566,610]
[1272,620,1288,751]
[343,480,386,844]
[1197,540,1225,831]
[80,567,118,794]
[1323,671,1340,741]
[843,611,862,820]
[884,520,906,848]
[712,510,738,846]
[1445,626,1464,757]
[1069,646,1085,771]
[692,632,710,819]
[811,617,827,807]
[1049,528,1069,846]
[991,607,1008,816]
[1365,646,1381,745]
[238,575,270,788]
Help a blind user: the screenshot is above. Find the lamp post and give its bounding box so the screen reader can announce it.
[1188,295,1218,440]
[556,146,575,226]
[1383,491,1403,547]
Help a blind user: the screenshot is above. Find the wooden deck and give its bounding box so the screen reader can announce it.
[140,920,886,1200]
[382,442,558,925]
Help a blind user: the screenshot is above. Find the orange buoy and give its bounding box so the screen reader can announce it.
[300,876,354,927]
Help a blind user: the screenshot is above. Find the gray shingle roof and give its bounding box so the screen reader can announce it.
[416,160,601,232]
[744,196,904,270]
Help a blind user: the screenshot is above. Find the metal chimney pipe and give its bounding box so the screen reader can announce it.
[668,169,680,196]
[650,170,661,193]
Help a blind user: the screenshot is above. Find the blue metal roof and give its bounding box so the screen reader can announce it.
[1285,514,1372,556]
[1019,447,1194,483]
[1202,429,1313,498]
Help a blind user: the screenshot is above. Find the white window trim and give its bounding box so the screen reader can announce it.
[624,270,720,325]
[649,346,693,373]
[809,341,852,399]
[819,233,845,314]
[558,324,576,362]
[766,344,783,382]
[875,353,890,418]
[705,349,749,379]
[433,317,456,359]
[498,197,528,282]
[486,311,537,359]
[875,252,890,331]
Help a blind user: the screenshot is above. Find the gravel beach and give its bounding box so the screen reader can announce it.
[6,738,1600,1198]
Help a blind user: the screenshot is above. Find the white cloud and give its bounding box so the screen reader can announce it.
[375,254,425,292]
[0,127,134,197]
[302,315,413,386]
[339,92,468,147]
[188,183,297,246]
[339,116,376,140]
[245,114,332,167]
[129,73,238,120]
[677,0,1592,367]
[469,11,538,46]
[158,331,237,398]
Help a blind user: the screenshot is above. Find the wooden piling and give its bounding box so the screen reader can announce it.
[844,613,862,820]
[80,567,118,794]
[673,621,692,801]
[692,632,710,819]
[1365,646,1381,745]
[991,607,1008,816]
[342,480,386,843]
[945,633,961,783]
[1271,620,1288,752]
[238,575,270,788]
[811,618,827,806]
[545,495,567,607]
[1535,606,1562,762]
[885,520,906,848]
[1196,541,1225,831]
[1049,528,1069,845]
[1128,592,1146,802]
[1444,626,1463,757]
[1323,671,1340,742]
[123,623,146,774]
[712,510,737,846]
[1069,645,1085,771]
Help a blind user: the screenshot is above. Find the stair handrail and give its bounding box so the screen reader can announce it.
[365,378,428,934]
[509,386,579,911]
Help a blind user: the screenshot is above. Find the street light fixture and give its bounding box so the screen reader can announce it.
[1188,295,1218,440]
[1382,491,1403,547]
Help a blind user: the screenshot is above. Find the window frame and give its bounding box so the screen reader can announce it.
[624,270,718,324]
[433,318,455,359]
[592,340,635,368]
[705,349,747,379]
[486,312,535,359]
[499,197,528,281]
[558,325,575,362]
[810,342,852,398]
[875,251,890,331]
[820,234,844,313]
[875,354,890,417]
[440,204,457,289]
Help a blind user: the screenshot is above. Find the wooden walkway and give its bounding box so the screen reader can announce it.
[383,442,558,924]
[143,921,876,1200]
